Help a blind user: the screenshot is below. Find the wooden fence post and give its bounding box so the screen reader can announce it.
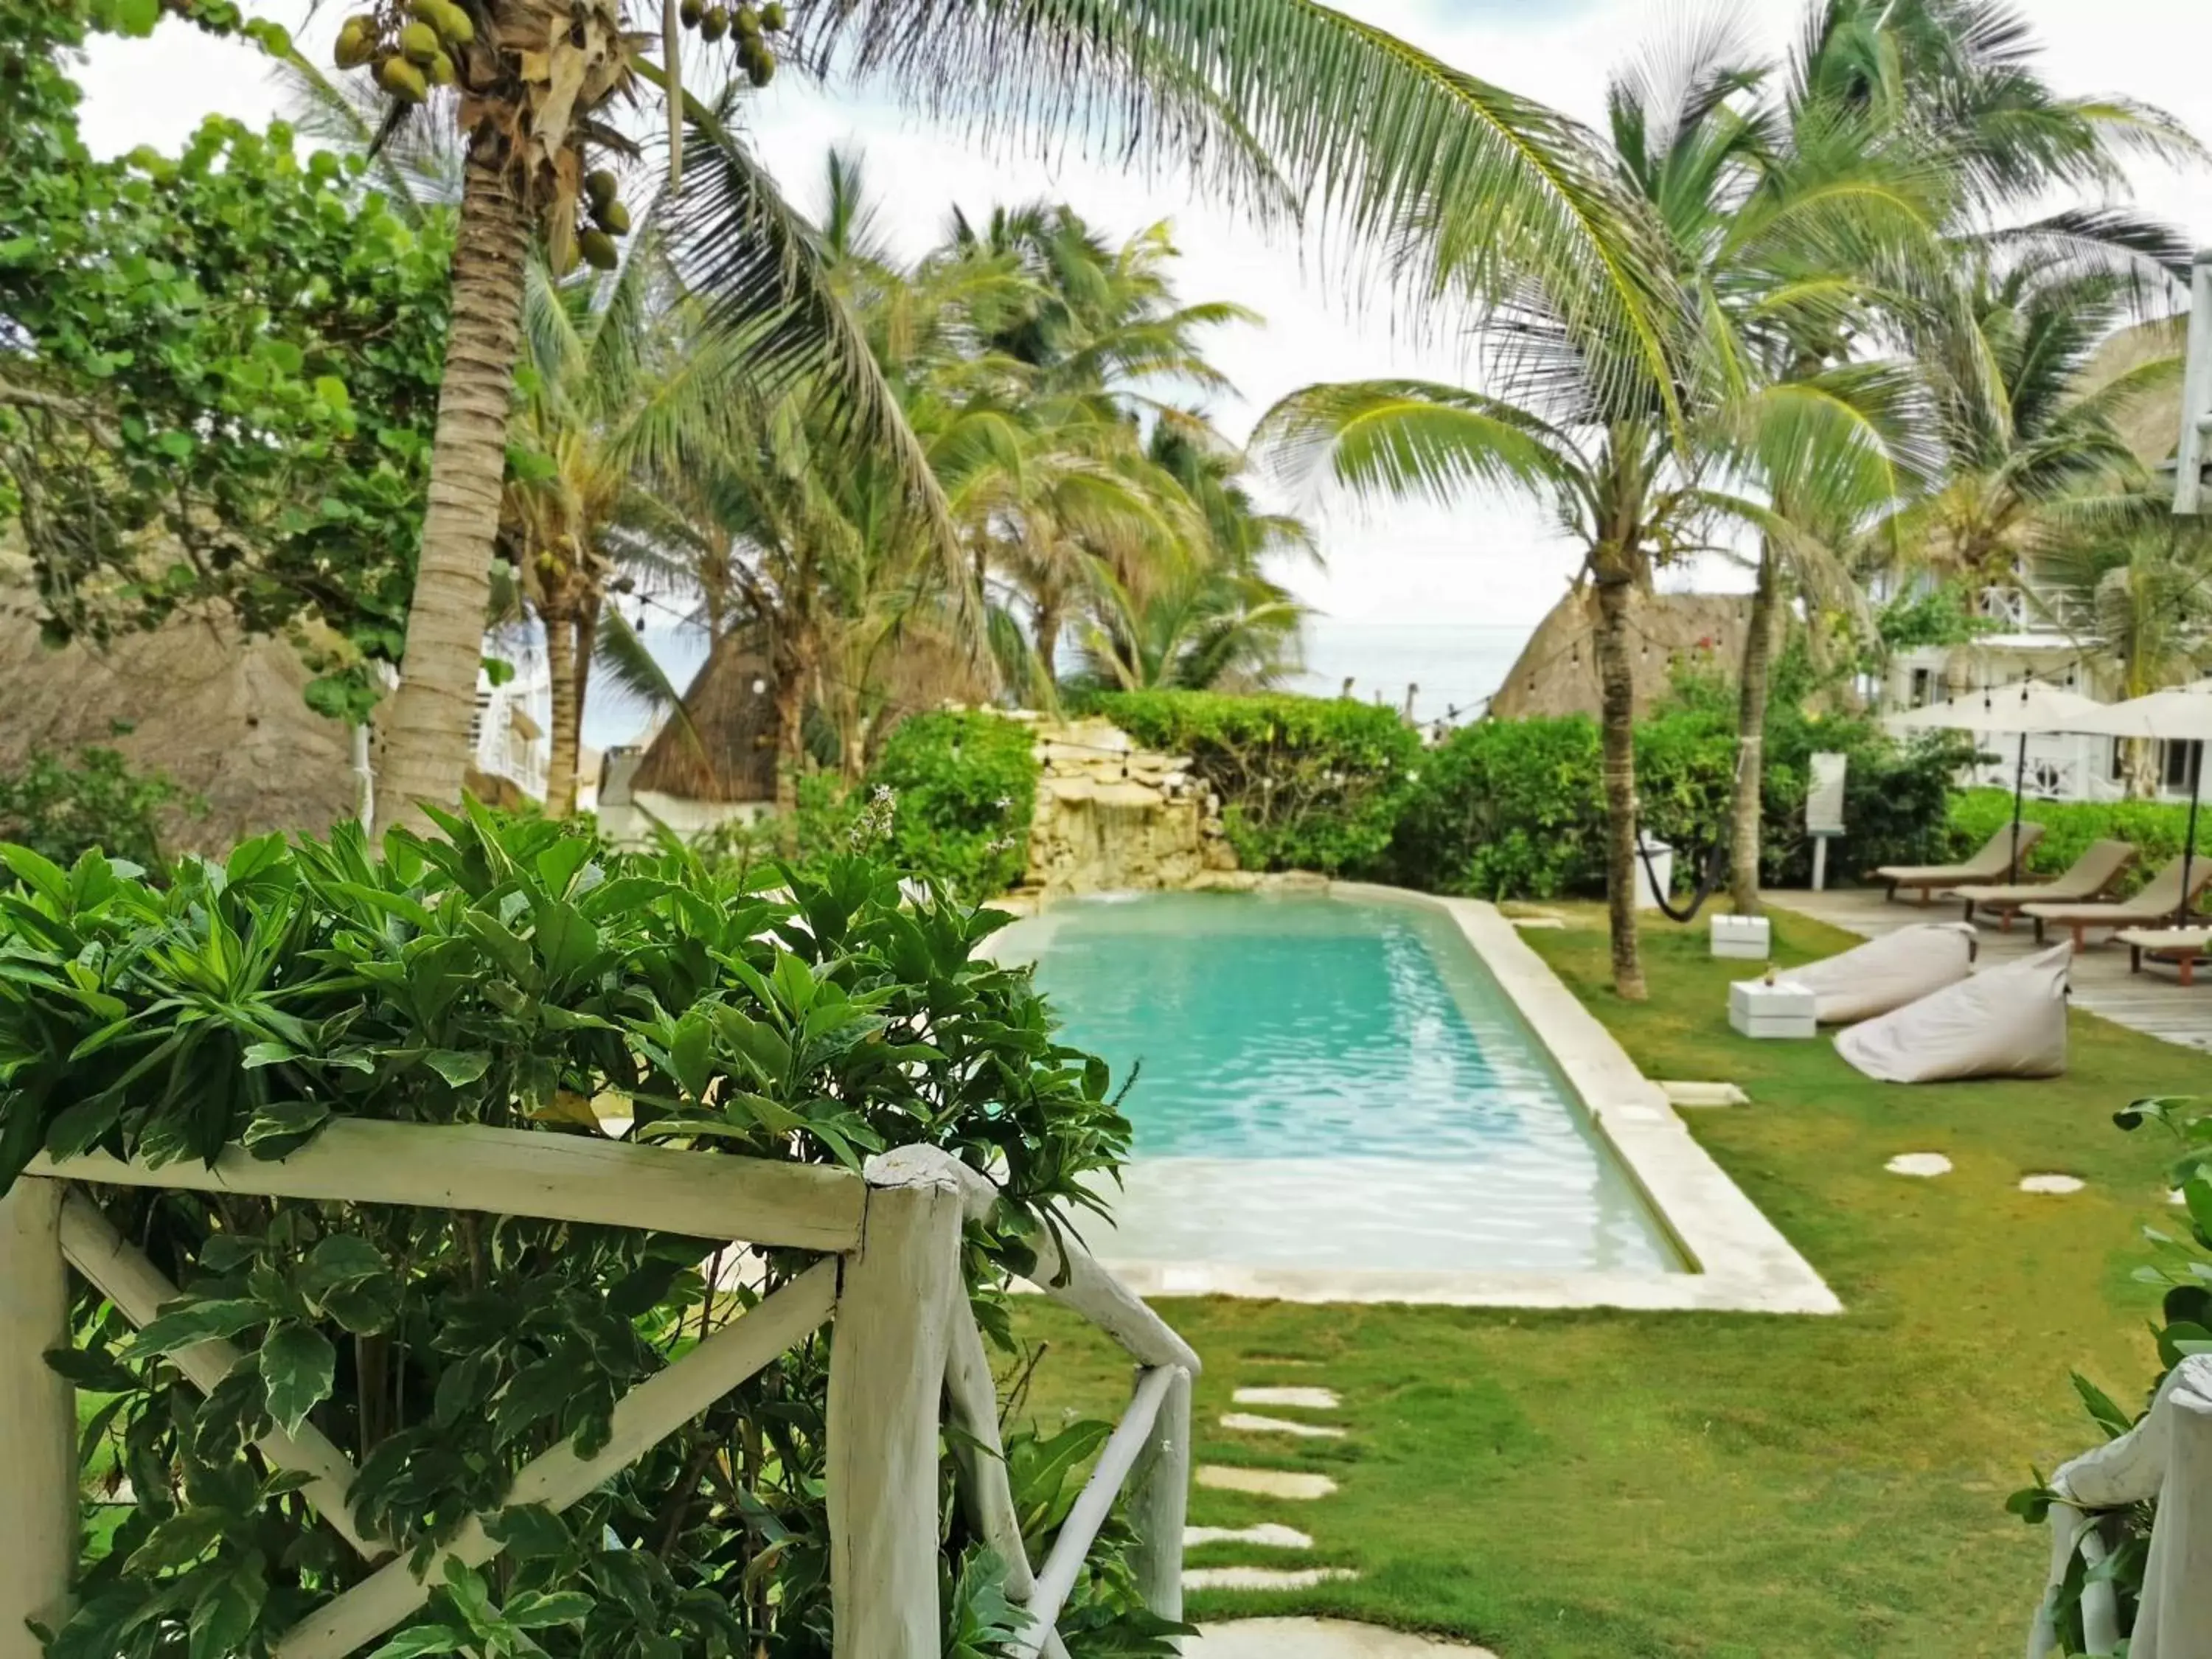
[1,1179,74,1659]
[827,1150,965,1659]
[1125,1365,1192,1641]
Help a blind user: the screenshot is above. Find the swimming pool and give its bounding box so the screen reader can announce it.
[1000,889,1683,1278]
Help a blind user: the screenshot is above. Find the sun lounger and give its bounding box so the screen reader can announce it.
[1950,839,2138,930]
[2116,927,2212,987]
[1834,944,2070,1083]
[1873,822,2045,905]
[2021,855,2212,950]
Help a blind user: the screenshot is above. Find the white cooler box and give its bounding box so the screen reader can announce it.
[1730,978,1816,1040]
[1711,915,1771,960]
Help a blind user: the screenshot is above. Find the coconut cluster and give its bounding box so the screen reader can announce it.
[676,0,787,86]
[332,0,473,104]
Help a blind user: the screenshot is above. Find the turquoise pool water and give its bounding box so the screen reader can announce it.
[1003,892,1680,1275]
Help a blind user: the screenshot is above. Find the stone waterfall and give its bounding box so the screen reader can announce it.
[1018,716,1238,900]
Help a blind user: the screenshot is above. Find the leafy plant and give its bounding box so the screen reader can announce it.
[0,805,1158,1658]
[0,743,201,872]
[1093,690,1420,876]
[1376,703,1966,901]
[2011,1095,2212,1654]
[866,712,1041,902]
[1,1,451,719]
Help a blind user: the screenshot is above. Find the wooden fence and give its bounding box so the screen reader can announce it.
[2025,1352,2212,1659]
[0,1122,1197,1659]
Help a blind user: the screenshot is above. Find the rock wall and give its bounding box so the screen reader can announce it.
[1020,716,1237,898]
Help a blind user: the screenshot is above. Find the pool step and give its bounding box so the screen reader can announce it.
[1198,1467,1337,1500]
[1233,1387,1340,1410]
[1660,1079,1750,1107]
[1184,1567,1358,1593]
[1222,1412,1345,1440]
[1186,1523,1313,1550]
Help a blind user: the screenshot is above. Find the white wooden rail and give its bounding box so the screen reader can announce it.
[2026,1353,2212,1659]
[0,1130,1196,1659]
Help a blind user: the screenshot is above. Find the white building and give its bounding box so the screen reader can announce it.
[1878,582,2204,806]
[469,659,551,804]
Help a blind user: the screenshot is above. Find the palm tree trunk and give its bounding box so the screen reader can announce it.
[1728,540,1781,914]
[772,667,805,817]
[372,148,529,842]
[543,611,580,818]
[1594,572,1646,1001]
[1034,599,1062,688]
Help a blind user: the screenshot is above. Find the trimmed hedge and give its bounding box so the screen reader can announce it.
[1380,709,1968,900]
[1946,788,2212,897]
[1091,690,1422,875]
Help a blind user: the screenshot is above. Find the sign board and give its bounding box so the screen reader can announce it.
[1807,752,1848,837]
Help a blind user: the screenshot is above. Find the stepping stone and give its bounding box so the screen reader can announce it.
[1187,1618,1498,1657]
[1222,1413,1346,1440]
[1885,1152,1952,1178]
[1186,1523,1313,1550]
[1234,1387,1340,1411]
[2020,1173,2085,1194]
[1183,1568,1357,1593]
[1661,1080,1750,1107]
[1199,1466,1337,1500]
[1510,917,1565,930]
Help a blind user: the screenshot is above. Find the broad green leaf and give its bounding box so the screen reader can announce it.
[122,1507,227,1576]
[128,1298,269,1358]
[502,1590,594,1629]
[422,1048,491,1088]
[366,1627,469,1659]
[260,1324,336,1433]
[190,1569,267,1659]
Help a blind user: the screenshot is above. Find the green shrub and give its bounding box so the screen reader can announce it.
[866,710,1040,901]
[0,742,200,870]
[1380,709,1967,900]
[1945,788,2212,896]
[0,807,1167,1659]
[1092,689,1420,874]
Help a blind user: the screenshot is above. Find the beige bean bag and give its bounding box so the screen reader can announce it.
[1784,923,1978,1025]
[1834,944,2070,1083]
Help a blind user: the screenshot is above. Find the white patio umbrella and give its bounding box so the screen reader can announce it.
[2064,678,2212,923]
[1887,681,2107,877]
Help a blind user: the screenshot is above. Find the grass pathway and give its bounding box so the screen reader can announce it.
[1015,906,2202,1657]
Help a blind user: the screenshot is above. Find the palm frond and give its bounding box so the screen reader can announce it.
[1250,379,1581,512]
[795,0,1681,418]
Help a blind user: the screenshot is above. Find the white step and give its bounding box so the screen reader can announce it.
[1197,1466,1337,1500]
[1222,1413,1346,1440]
[1233,1387,1340,1411]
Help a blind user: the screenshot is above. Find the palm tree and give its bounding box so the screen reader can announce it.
[1253,22,1924,998]
[345,0,1681,838]
[1719,0,2203,898]
[2031,514,2212,796]
[1077,563,1307,692]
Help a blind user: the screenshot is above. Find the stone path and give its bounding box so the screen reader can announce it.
[1187,1371,1354,1595]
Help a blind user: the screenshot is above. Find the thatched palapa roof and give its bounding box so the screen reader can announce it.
[1489,587,1753,722]
[631,639,782,803]
[0,583,358,853]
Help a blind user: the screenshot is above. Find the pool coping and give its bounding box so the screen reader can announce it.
[1034,880,1840,1315]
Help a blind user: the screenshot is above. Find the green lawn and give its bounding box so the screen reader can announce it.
[1014,905,2203,1657]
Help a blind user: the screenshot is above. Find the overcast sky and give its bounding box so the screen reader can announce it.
[70,0,2212,629]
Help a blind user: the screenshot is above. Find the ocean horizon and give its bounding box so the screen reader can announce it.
[1284,618,1535,730]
